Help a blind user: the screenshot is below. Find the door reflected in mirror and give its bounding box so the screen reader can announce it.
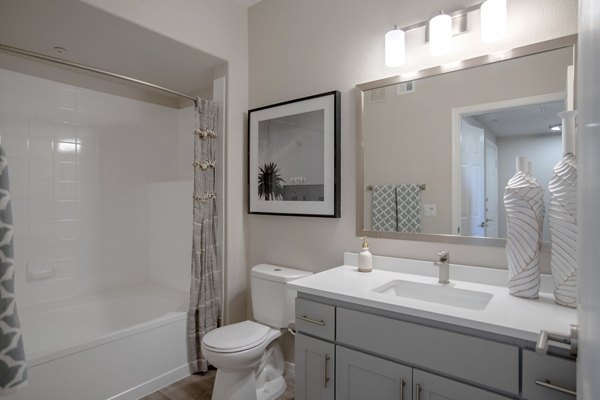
[361,42,574,242]
[457,99,563,240]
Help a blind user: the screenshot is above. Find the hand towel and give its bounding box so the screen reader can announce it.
[396,184,422,233]
[371,185,397,232]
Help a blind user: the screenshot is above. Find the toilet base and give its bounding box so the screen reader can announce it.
[210,339,286,400]
[257,375,285,400]
[211,368,257,400]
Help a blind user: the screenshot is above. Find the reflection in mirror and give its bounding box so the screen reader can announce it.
[457,98,563,240]
[360,39,575,244]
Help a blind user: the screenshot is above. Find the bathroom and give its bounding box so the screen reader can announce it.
[0,0,598,399]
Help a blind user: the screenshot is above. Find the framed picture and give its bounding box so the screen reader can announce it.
[248,91,341,217]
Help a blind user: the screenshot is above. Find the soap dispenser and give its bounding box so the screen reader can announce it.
[358,236,373,273]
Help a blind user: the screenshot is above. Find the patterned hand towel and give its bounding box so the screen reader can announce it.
[372,185,397,232]
[396,184,422,233]
[0,145,28,394]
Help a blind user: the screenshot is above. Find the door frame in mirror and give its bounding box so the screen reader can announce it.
[450,91,566,237]
[356,35,577,247]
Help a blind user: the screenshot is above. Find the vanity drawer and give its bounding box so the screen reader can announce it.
[295,298,335,341]
[336,308,519,395]
[522,350,576,400]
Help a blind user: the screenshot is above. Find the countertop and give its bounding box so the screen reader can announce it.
[287,253,577,343]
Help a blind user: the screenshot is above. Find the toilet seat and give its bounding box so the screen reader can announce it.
[203,320,271,353]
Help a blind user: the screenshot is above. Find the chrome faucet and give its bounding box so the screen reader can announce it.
[434,251,450,284]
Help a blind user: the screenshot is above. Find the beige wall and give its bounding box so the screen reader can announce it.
[248,0,576,279]
[249,0,576,361]
[81,0,250,324]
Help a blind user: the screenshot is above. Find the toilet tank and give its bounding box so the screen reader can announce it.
[251,264,312,329]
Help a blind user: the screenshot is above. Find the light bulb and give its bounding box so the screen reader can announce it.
[385,26,406,67]
[481,0,507,43]
[429,13,452,56]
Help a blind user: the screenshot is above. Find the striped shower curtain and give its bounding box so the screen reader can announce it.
[186,98,222,373]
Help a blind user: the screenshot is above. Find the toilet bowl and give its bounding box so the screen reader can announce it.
[202,321,285,400]
[201,264,312,400]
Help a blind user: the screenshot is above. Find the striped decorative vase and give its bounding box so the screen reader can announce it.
[505,156,545,298]
[549,111,578,308]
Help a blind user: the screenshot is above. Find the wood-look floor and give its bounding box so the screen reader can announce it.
[142,369,295,400]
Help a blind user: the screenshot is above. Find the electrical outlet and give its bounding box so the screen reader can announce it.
[424,204,437,217]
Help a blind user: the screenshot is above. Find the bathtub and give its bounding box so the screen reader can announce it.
[5,284,189,400]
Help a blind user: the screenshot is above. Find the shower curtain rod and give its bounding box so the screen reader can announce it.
[0,43,197,102]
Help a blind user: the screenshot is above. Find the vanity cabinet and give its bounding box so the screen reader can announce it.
[413,370,510,400]
[336,346,412,400]
[295,332,335,400]
[295,296,575,400]
[521,350,576,400]
[337,307,518,395]
[295,298,335,341]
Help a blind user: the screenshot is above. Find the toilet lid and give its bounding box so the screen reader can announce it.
[203,320,270,353]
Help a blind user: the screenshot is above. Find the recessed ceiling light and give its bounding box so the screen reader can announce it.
[53,46,67,54]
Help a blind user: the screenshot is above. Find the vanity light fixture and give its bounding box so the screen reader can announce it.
[384,1,510,66]
[385,25,406,67]
[429,12,453,56]
[481,0,507,42]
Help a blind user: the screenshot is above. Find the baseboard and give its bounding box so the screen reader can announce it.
[284,361,295,378]
[107,364,190,400]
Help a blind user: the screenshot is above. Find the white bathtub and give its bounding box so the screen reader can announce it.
[5,284,189,400]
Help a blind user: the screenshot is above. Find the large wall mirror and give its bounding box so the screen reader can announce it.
[356,35,576,246]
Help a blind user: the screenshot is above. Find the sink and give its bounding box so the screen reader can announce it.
[373,279,493,311]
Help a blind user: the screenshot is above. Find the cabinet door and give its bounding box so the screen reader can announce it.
[522,350,576,400]
[295,333,334,400]
[336,346,412,400]
[413,370,510,400]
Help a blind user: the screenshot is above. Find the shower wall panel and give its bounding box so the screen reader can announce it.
[0,68,181,305]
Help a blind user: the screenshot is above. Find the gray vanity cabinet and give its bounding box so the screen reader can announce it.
[412,370,511,400]
[295,332,335,400]
[295,295,574,400]
[336,346,412,400]
[521,350,576,400]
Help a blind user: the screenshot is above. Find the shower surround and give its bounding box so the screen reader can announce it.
[0,67,200,398]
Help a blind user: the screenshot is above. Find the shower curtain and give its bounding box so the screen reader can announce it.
[0,146,28,394]
[186,98,222,374]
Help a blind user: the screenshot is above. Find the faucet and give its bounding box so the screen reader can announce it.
[434,251,450,284]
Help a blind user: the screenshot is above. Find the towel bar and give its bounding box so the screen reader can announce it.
[367,184,426,191]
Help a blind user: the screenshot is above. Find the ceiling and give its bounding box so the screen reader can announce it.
[472,100,565,138]
[0,0,225,107]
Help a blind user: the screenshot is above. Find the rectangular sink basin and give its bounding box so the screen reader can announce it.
[373,279,493,311]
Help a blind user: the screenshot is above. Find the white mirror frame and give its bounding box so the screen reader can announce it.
[356,35,577,247]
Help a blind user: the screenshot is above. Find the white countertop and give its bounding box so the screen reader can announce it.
[287,253,577,342]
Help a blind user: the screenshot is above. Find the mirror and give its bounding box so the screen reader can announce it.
[357,36,576,246]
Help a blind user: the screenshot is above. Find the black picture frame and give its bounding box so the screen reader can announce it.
[248,90,341,218]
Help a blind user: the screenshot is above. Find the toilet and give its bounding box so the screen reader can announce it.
[201,264,312,400]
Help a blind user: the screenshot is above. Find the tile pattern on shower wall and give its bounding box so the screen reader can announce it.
[0,68,181,305]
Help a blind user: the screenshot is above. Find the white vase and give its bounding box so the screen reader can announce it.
[505,156,545,298]
[549,110,578,308]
